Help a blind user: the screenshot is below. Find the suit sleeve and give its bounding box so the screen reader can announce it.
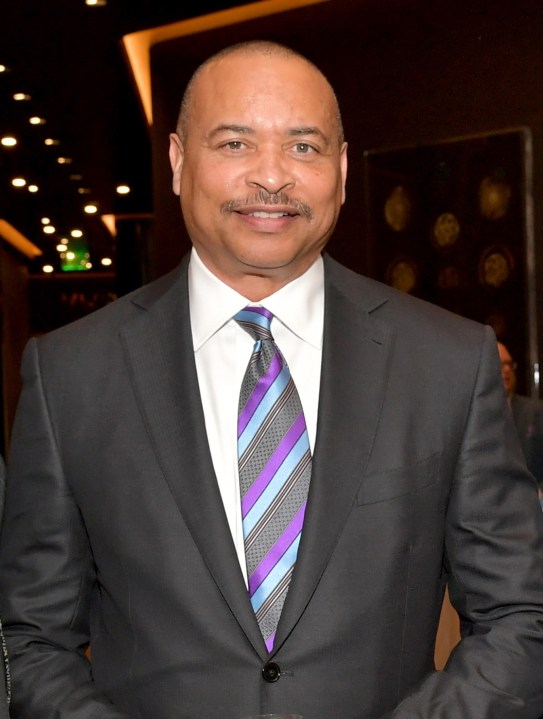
[387,326,543,719]
[0,340,131,719]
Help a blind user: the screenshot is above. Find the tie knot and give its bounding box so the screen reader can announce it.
[234,306,273,342]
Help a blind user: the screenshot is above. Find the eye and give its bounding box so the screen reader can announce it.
[222,140,246,151]
[294,142,316,154]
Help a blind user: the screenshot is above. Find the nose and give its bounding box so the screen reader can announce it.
[245,145,295,195]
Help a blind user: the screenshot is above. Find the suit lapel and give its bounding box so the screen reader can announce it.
[273,259,394,651]
[120,260,267,657]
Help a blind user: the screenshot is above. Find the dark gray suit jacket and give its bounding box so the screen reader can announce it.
[1,255,543,719]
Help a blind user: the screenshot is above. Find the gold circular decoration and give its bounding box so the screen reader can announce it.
[436,265,460,289]
[433,212,460,248]
[478,245,514,288]
[384,186,412,231]
[479,177,511,220]
[386,258,417,293]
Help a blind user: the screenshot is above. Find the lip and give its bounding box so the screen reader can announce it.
[232,205,300,231]
[235,205,300,218]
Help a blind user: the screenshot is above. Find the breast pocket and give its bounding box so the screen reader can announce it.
[356,451,441,506]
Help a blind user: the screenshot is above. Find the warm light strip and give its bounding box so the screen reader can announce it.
[122,0,330,126]
[0,219,43,258]
[101,214,117,236]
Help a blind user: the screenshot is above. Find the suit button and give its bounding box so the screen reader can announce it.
[262,661,281,682]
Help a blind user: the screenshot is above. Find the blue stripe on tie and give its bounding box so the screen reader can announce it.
[243,430,309,535]
[238,363,290,456]
[236,308,272,334]
[250,533,302,610]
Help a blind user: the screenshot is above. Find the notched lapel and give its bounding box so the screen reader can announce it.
[274,270,394,651]
[120,266,266,657]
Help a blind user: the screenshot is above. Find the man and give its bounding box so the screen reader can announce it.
[1,41,543,719]
[0,455,9,719]
[498,341,543,490]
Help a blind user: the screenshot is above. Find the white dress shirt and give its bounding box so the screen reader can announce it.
[188,248,324,580]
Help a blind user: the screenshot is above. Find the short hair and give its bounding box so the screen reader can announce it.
[175,40,344,146]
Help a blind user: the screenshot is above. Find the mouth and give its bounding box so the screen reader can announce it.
[248,210,292,219]
[221,192,313,221]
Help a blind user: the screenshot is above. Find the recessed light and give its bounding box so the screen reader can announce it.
[101,257,113,266]
[43,225,56,234]
[86,0,107,6]
[84,203,98,214]
[0,65,9,73]
[42,265,54,274]
[71,229,83,238]
[116,184,131,195]
[29,116,46,125]
[13,93,31,101]
[57,157,73,165]
[1,136,17,147]
[44,138,60,146]
[41,217,51,225]
[56,243,68,252]
[11,177,26,188]
[28,185,39,193]
[78,187,91,195]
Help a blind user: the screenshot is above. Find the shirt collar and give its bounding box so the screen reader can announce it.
[188,248,324,351]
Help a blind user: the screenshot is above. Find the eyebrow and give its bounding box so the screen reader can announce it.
[208,124,255,139]
[207,124,330,145]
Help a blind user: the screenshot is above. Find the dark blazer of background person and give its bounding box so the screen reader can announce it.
[0,254,542,719]
[0,455,10,719]
[510,393,543,488]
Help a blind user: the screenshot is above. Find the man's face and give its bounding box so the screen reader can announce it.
[497,342,517,397]
[169,51,347,295]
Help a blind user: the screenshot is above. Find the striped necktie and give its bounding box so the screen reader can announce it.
[235,306,312,652]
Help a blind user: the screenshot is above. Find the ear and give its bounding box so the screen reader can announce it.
[169,133,184,196]
[339,142,348,205]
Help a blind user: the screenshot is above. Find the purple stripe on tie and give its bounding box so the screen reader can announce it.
[265,632,276,652]
[238,350,282,437]
[248,501,307,596]
[248,306,272,321]
[241,413,306,517]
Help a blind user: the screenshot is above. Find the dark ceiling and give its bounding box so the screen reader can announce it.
[0,0,253,274]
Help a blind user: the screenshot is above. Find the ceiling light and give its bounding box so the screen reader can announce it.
[84,203,98,214]
[101,257,113,266]
[43,225,56,234]
[0,65,9,73]
[28,185,39,193]
[86,0,107,5]
[85,262,93,269]
[13,93,31,101]
[57,157,73,164]
[11,177,26,188]
[1,136,17,147]
[44,138,60,146]
[70,229,83,238]
[116,184,130,195]
[69,174,83,181]
[42,265,54,274]
[29,116,46,125]
[65,251,76,261]
[78,187,91,195]
[41,217,51,225]
[56,243,68,252]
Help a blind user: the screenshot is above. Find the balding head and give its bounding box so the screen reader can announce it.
[176,41,344,147]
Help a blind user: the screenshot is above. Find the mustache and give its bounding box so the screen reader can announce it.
[221,190,314,221]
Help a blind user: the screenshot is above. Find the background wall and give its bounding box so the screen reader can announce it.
[148,0,543,393]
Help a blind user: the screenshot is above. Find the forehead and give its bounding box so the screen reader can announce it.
[188,52,338,135]
[498,343,512,361]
